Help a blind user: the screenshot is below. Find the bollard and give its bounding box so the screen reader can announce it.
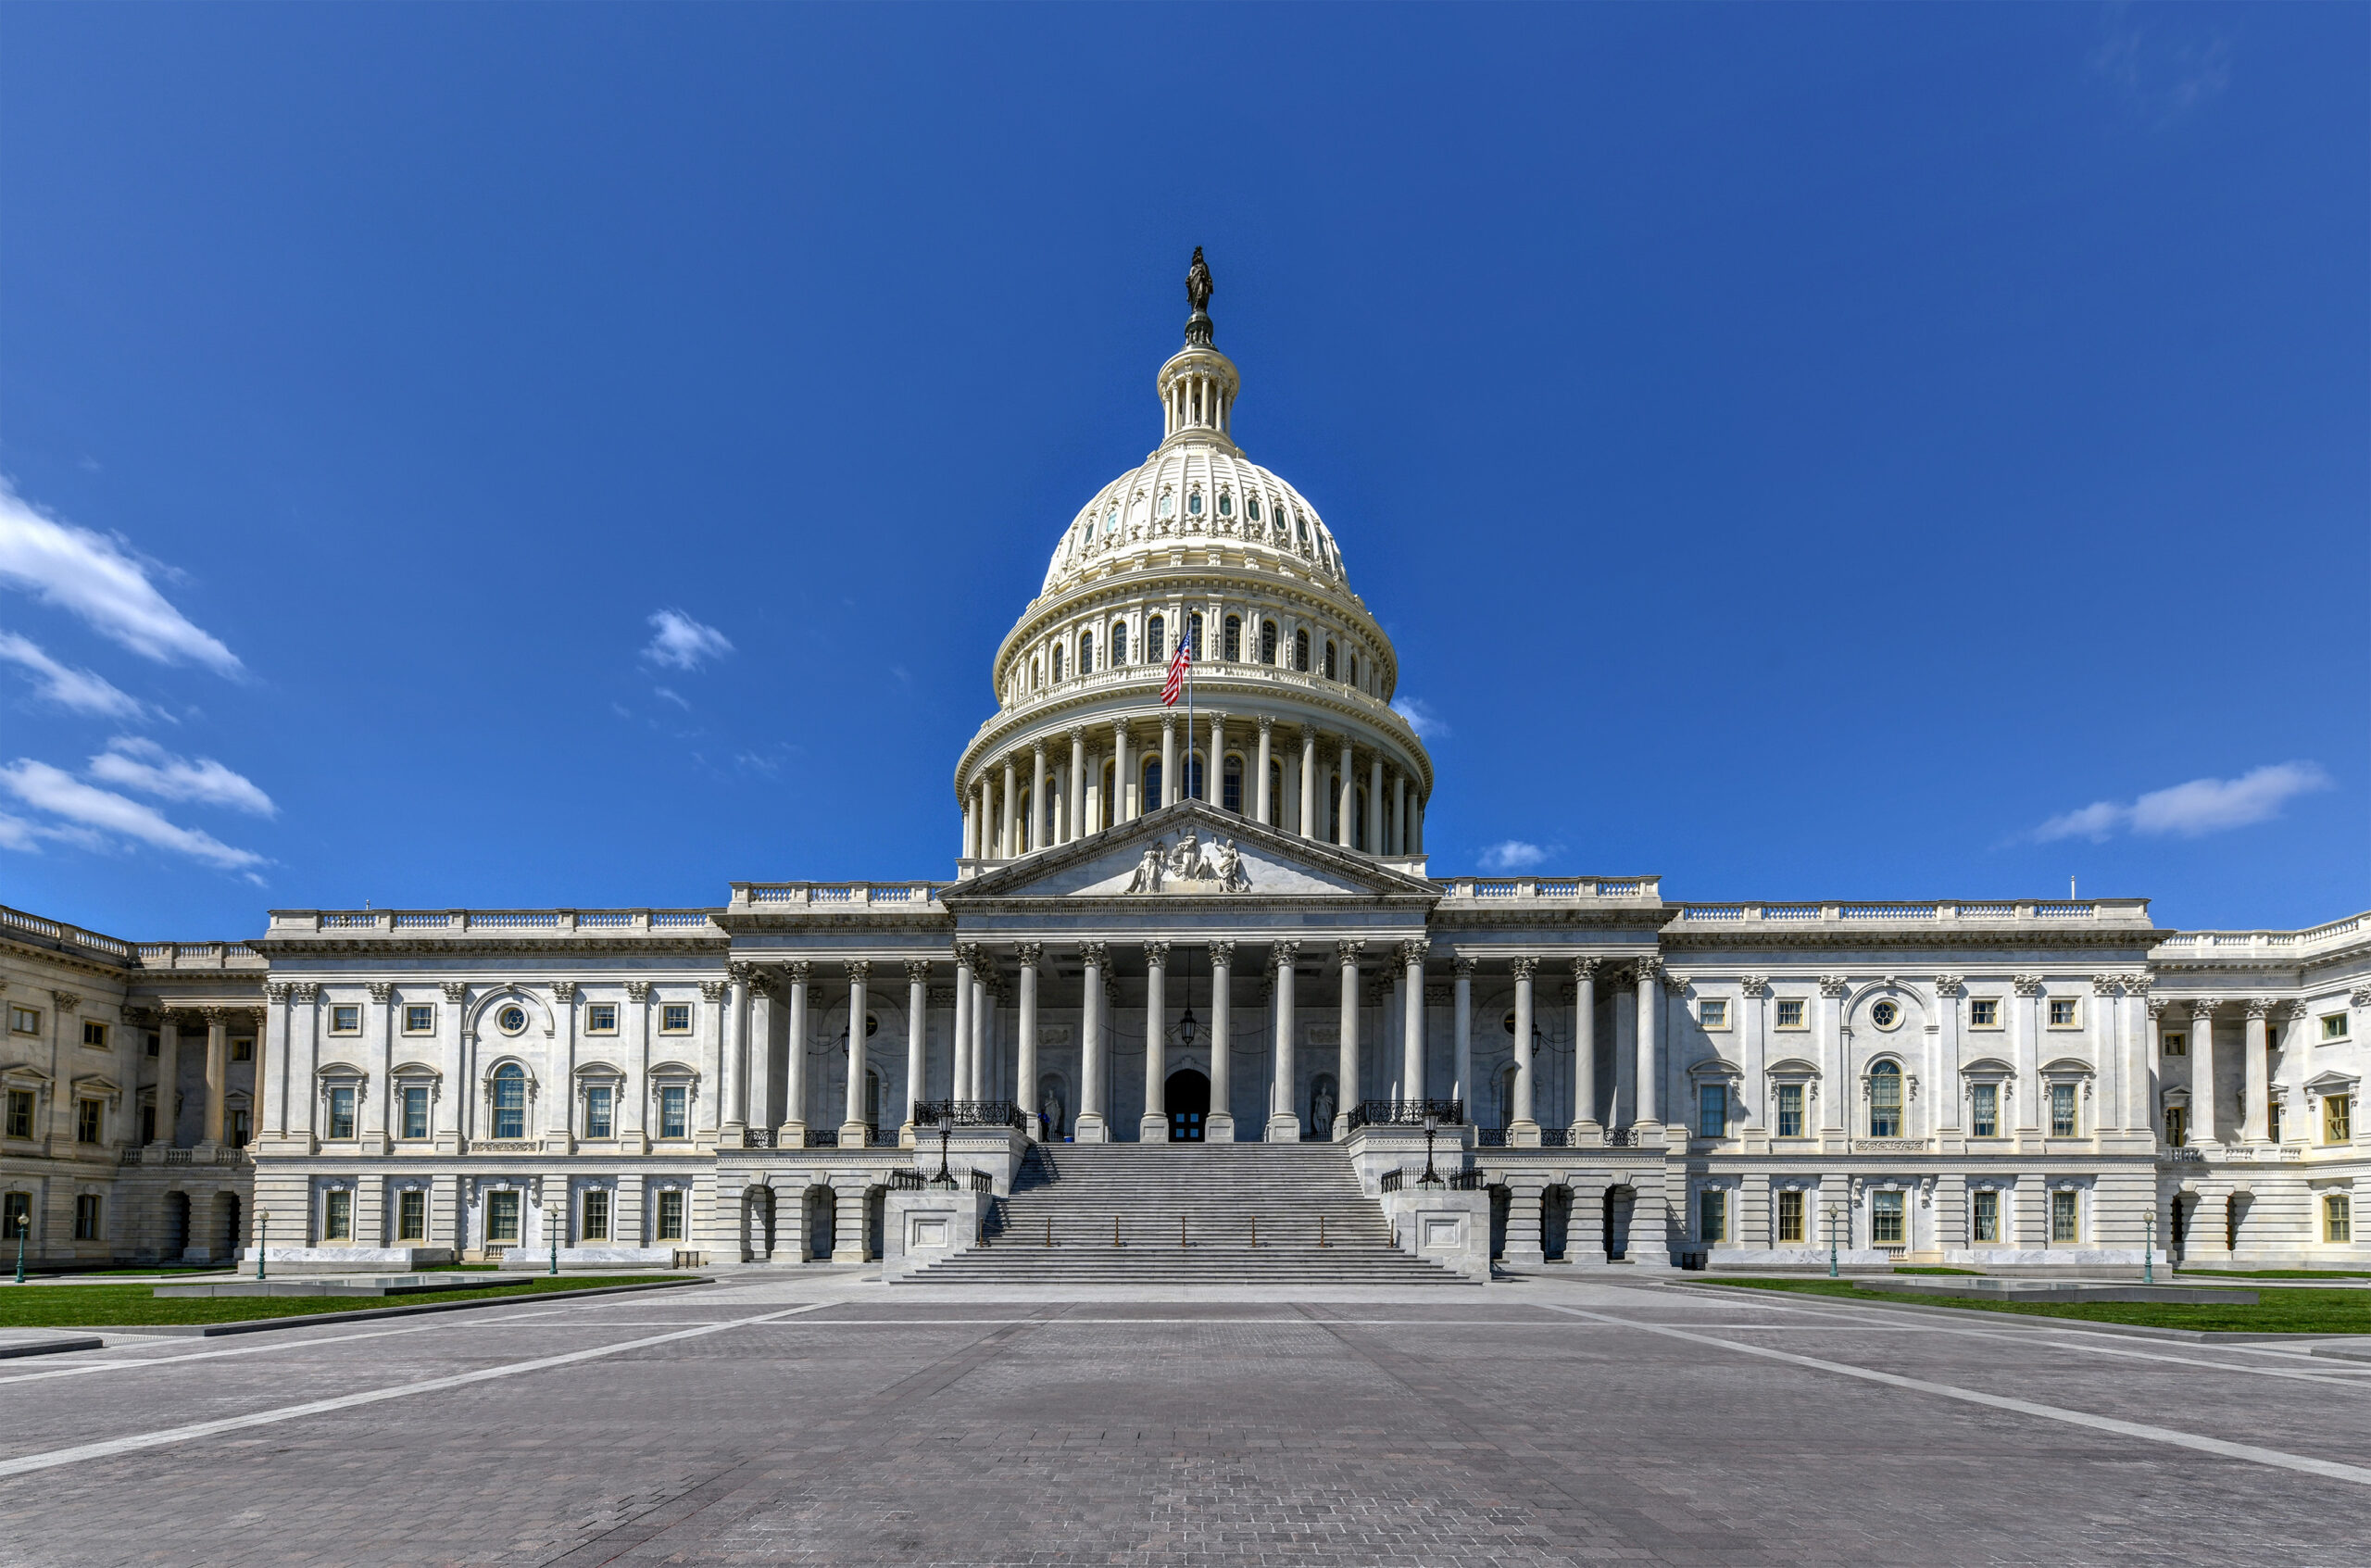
[1046,1215,1053,1248]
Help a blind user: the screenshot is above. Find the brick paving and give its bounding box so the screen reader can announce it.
[0,1273,2366,1565]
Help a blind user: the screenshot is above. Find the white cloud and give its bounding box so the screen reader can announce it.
[2091,13,2231,127]
[0,759,264,872]
[653,685,690,710]
[2032,762,2334,843]
[88,735,276,817]
[0,480,241,673]
[642,608,733,671]
[1391,696,1449,741]
[0,631,146,719]
[1479,839,1552,872]
[0,812,40,852]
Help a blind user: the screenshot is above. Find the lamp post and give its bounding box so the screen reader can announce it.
[1825,1201,1842,1279]
[255,1208,270,1281]
[2143,1210,2155,1286]
[931,1110,957,1189]
[12,1221,23,1285]
[1419,1113,1443,1186]
[549,1208,559,1276]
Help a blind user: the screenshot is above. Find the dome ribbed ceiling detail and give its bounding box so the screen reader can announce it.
[1040,447,1346,596]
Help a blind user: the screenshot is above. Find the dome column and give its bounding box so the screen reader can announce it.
[1160,715,1179,809]
[1336,736,1356,848]
[1367,754,1384,854]
[1068,727,1087,843]
[1001,755,1018,859]
[1141,943,1171,1142]
[1298,728,1319,838]
[1255,717,1274,826]
[1114,721,1136,822]
[1030,741,1048,856]
[1393,771,1408,857]
[1209,712,1226,810]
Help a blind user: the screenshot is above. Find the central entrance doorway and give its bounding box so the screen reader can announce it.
[1165,1069,1210,1142]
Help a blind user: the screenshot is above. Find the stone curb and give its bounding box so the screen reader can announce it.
[1669,1278,2314,1343]
[43,1277,712,1339]
[0,1336,106,1359]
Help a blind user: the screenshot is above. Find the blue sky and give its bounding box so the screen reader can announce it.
[0,3,2362,939]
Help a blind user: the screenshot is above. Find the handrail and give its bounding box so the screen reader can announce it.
[1345,1098,1465,1131]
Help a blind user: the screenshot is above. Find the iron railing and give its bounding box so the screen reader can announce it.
[913,1100,1026,1131]
[1537,1128,1573,1148]
[1448,1170,1487,1190]
[1345,1098,1465,1132]
[887,1169,926,1190]
[1379,1169,1404,1194]
[1476,1127,1510,1148]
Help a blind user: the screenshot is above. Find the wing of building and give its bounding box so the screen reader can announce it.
[6,259,2366,1276]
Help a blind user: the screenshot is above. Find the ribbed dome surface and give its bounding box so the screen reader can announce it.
[1040,441,1347,596]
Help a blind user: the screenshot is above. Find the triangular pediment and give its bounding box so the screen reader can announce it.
[947,800,1437,904]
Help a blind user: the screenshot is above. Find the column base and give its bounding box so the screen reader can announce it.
[898,1122,917,1149]
[1139,1112,1170,1143]
[1022,1114,1044,1143]
[1073,1113,1110,1144]
[1508,1120,1541,1149]
[721,1121,747,1150]
[777,1121,807,1150]
[838,1121,870,1148]
[1265,1112,1302,1143]
[1205,1111,1236,1144]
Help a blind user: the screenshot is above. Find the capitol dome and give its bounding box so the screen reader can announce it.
[955,249,1432,873]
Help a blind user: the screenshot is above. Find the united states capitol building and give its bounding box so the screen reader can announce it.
[5,257,2365,1279]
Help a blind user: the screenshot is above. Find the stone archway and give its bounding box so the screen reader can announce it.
[805,1185,836,1261]
[1541,1185,1574,1262]
[1603,1185,1635,1261]
[1165,1070,1209,1143]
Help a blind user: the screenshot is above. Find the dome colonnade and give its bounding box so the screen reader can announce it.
[952,270,1432,873]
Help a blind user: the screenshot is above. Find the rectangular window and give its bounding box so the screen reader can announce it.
[5,1091,31,1140]
[586,1003,618,1034]
[1775,1084,1804,1138]
[1776,1189,1805,1243]
[75,1099,102,1145]
[1972,1188,2000,1243]
[2269,1101,2285,1143]
[1697,1084,1726,1139]
[2161,1030,2187,1057]
[656,1188,685,1242]
[9,1006,42,1035]
[2327,1095,2352,1144]
[659,1085,688,1139]
[396,1188,426,1242]
[1699,998,1728,1031]
[1775,999,1806,1030]
[1,1191,29,1239]
[232,1035,253,1062]
[581,1188,610,1243]
[323,1188,353,1242]
[1699,1188,1726,1245]
[660,1004,691,1034]
[2326,1013,2352,1043]
[485,1190,521,1245]
[585,1085,614,1140]
[2164,1105,2188,1148]
[2051,1189,2080,1243]
[1971,1083,2000,1138]
[230,1109,249,1147]
[74,1194,102,1240]
[2050,1083,2077,1136]
[141,1104,156,1144]
[400,1085,430,1140]
[405,1005,435,1034]
[1968,998,2000,1029]
[82,1020,107,1049]
[330,1005,360,1034]
[2327,1194,2352,1245]
[145,1032,159,1058]
[328,1085,357,1140]
[2049,998,2078,1028]
[1871,1190,1905,1247]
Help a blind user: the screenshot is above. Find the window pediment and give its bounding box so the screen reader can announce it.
[1763,1057,1820,1080]
[1960,1057,2015,1081]
[2303,1070,2359,1101]
[2039,1057,2095,1081]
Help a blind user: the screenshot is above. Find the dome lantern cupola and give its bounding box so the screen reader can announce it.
[1158,246,1240,447]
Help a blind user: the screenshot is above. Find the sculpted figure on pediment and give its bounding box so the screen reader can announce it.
[1124,846,1165,894]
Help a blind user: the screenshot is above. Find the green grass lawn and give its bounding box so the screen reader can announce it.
[2175,1268,2371,1281]
[0,1274,696,1328]
[1890,1266,1984,1275]
[1703,1276,2371,1334]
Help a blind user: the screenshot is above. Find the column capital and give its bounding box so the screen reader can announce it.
[199,1005,228,1025]
[367,982,393,1002]
[1160,712,1178,737]
[1509,956,1538,984]
[1931,973,1963,998]
[727,960,756,985]
[2093,973,2121,997]
[2146,997,2168,1018]
[1635,956,1665,987]
[1067,723,1087,743]
[1209,940,1236,967]
[1572,955,1600,982]
[698,980,728,1003]
[2124,972,2152,997]
[1335,939,1364,970]
[264,981,293,1003]
[621,980,649,1002]
[550,980,578,1002]
[1255,713,1276,734]
[292,983,320,1003]
[1032,737,1048,759]
[1816,972,1849,998]
[903,959,933,985]
[1078,940,1110,969]
[2012,973,2044,997]
[1452,954,1477,980]
[2352,985,2371,1010]
[784,960,813,985]
[2190,997,2220,1022]
[954,941,985,971]
[1399,938,1429,968]
[1144,940,1172,966]
[1269,939,1300,972]
[2244,996,2275,1020]
[1662,969,1689,997]
[51,989,82,1012]
[845,959,872,984]
[1013,943,1043,970]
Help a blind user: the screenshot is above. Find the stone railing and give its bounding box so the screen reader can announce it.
[1674,899,2153,928]
[729,883,948,911]
[2152,911,2370,960]
[1435,876,1662,904]
[268,909,723,938]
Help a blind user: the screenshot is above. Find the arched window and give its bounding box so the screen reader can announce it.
[1223,755,1244,813]
[1051,645,1064,683]
[1031,658,1042,690]
[492,1064,527,1141]
[1141,757,1162,810]
[1294,630,1310,672]
[1111,621,1129,665]
[1186,488,1202,516]
[1223,615,1241,661]
[1260,620,1277,664]
[1868,1060,1902,1138]
[1323,641,1337,681]
[1158,491,1173,518]
[1348,653,1358,687]
[1017,788,1032,852]
[1148,615,1166,663]
[1295,512,1309,545]
[1104,506,1119,534]
[1268,760,1283,820]
[1355,786,1367,847]
[1187,611,1203,657]
[1185,750,1206,802]
[1327,776,1341,843]
[1079,630,1094,671]
[1100,759,1115,829]
[1247,495,1261,522]
[1217,489,1232,517]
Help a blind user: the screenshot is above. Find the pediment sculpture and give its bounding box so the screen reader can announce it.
[1122,827,1251,894]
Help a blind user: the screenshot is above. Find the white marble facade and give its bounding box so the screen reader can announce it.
[5,267,2365,1271]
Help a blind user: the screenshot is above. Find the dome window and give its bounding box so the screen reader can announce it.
[1293,629,1310,672]
[1323,641,1337,681]
[1222,615,1241,661]
[1158,492,1173,519]
[1110,621,1129,665]
[1294,512,1309,545]
[1051,646,1064,683]
[1247,495,1261,522]
[1260,620,1277,665]
[1186,489,1203,517]
[1148,615,1166,663]
[1217,490,1232,517]
[1187,612,1203,657]
[1105,507,1119,534]
[1080,630,1095,671]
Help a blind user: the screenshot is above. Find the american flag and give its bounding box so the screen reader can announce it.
[1161,639,1192,706]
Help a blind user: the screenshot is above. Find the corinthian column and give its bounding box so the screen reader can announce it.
[1637,958,1664,1128]
[949,947,972,1110]
[780,963,810,1144]
[1255,716,1274,825]
[1077,942,1109,1142]
[1509,959,1539,1146]
[1016,945,1042,1139]
[1335,941,1363,1137]
[1141,942,1171,1141]
[839,960,872,1145]
[1068,726,1087,843]
[1267,942,1301,1141]
[1030,741,1048,854]
[1399,940,1427,1105]
[903,960,929,1143]
[1573,957,1599,1134]
[2243,997,2273,1144]
[1208,942,1236,1141]
[2190,999,2219,1145]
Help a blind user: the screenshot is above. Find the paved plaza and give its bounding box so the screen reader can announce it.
[0,1273,2367,1566]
